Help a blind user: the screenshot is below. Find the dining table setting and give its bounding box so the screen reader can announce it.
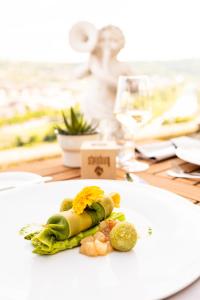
[1,67,200,300]
[1,3,200,298]
[0,131,200,300]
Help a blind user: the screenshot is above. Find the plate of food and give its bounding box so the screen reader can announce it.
[0,180,200,300]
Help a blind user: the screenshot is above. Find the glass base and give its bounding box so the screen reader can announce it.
[119,160,149,172]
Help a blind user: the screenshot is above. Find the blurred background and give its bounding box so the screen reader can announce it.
[0,0,200,165]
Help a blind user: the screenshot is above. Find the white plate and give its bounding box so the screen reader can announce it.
[176,145,200,166]
[0,180,200,300]
[0,171,43,189]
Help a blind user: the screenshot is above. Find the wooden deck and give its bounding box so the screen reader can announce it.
[3,154,200,205]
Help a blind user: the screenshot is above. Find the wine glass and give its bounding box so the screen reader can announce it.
[114,75,152,172]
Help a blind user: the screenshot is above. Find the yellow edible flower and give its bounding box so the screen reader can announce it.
[110,192,120,208]
[72,186,104,215]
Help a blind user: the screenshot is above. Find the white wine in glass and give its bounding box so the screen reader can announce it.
[114,75,152,172]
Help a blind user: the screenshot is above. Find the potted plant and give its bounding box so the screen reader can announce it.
[55,107,99,167]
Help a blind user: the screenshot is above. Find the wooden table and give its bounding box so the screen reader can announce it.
[3,154,200,205]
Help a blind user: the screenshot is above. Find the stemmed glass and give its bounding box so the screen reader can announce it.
[114,75,152,172]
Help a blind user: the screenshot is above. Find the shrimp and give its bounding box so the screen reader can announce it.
[80,220,118,257]
[80,241,98,257]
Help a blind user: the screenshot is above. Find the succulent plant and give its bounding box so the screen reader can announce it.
[55,107,97,136]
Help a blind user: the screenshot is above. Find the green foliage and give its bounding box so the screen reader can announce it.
[0,126,57,150]
[55,107,97,136]
[162,115,194,125]
[149,84,182,118]
[15,136,25,147]
[12,134,40,148]
[42,128,57,142]
[120,84,183,120]
[0,108,60,128]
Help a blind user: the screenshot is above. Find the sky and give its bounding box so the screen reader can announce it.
[0,0,199,63]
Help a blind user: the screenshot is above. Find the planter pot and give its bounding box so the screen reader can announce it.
[57,133,99,167]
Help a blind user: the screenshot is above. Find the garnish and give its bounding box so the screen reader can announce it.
[19,224,43,240]
[72,186,104,214]
[148,227,153,236]
[60,198,73,212]
[125,172,134,182]
[109,192,120,208]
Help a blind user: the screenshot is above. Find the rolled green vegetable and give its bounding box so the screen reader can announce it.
[47,196,114,240]
[93,196,114,219]
[31,212,125,255]
[32,225,99,255]
[31,196,114,253]
[58,209,93,238]
[45,214,69,240]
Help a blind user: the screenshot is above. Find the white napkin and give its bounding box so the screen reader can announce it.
[136,136,200,161]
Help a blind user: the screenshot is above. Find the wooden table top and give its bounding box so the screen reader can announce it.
[3,154,200,206]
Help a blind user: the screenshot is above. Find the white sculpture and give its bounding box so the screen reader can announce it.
[69,22,133,122]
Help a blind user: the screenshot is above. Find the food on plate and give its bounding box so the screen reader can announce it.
[148,227,153,236]
[110,222,138,251]
[80,232,112,257]
[72,186,104,214]
[19,223,43,240]
[20,185,138,256]
[79,219,138,256]
[79,219,118,257]
[60,198,73,211]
